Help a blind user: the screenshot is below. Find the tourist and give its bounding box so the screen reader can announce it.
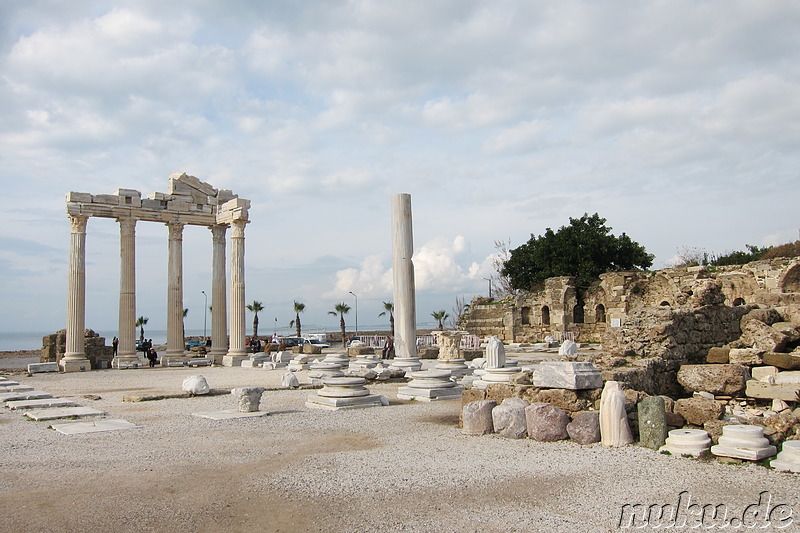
[112,337,118,356]
[382,336,394,359]
[147,347,158,368]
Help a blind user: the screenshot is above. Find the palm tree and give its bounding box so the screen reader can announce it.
[431,310,449,329]
[246,300,264,339]
[135,316,149,343]
[378,301,394,336]
[328,302,351,348]
[289,300,305,338]
[182,308,189,339]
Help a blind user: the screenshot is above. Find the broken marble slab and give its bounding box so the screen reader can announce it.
[0,384,34,392]
[7,398,79,410]
[0,391,53,402]
[0,379,20,386]
[532,361,603,390]
[27,362,59,373]
[192,410,268,420]
[50,419,138,435]
[745,380,800,401]
[25,406,104,421]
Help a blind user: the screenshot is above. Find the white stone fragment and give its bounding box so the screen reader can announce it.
[182,375,210,395]
[50,419,138,435]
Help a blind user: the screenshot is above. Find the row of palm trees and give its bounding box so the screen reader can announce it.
[133,302,452,345]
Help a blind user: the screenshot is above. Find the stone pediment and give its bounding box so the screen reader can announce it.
[65,173,249,226]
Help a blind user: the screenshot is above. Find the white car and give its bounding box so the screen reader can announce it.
[305,338,330,348]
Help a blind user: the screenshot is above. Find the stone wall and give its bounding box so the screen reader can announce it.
[462,257,800,344]
[42,329,113,369]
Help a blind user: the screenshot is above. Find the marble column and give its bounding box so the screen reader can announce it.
[223,219,247,366]
[165,221,186,361]
[389,193,421,372]
[113,217,139,368]
[209,224,228,363]
[62,214,91,372]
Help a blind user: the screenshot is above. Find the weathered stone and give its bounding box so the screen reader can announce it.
[558,339,577,356]
[692,280,725,307]
[485,383,517,404]
[706,347,730,364]
[676,364,749,396]
[534,388,588,413]
[281,373,300,388]
[740,319,790,352]
[302,344,323,355]
[599,381,633,446]
[525,402,569,442]
[751,366,779,380]
[567,411,601,445]
[532,361,602,390]
[665,411,686,427]
[637,396,667,450]
[461,400,496,436]
[461,388,486,406]
[181,375,209,395]
[232,386,265,412]
[762,352,800,370]
[771,322,800,343]
[728,348,763,366]
[745,380,800,401]
[675,397,723,426]
[741,308,782,327]
[492,397,528,439]
[764,412,797,435]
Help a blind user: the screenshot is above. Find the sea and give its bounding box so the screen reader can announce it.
[0,323,396,351]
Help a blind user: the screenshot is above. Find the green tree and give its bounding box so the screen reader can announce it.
[289,300,305,338]
[431,310,449,329]
[378,301,394,336]
[246,300,264,339]
[328,302,350,347]
[502,213,653,291]
[135,316,149,343]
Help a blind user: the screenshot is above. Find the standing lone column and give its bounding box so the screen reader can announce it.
[165,221,186,362]
[62,214,91,372]
[389,193,422,372]
[223,219,248,366]
[209,224,228,363]
[113,217,139,368]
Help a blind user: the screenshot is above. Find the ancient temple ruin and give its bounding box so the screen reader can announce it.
[62,173,251,372]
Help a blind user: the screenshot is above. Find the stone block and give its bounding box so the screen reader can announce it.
[762,352,800,370]
[93,194,119,205]
[745,380,800,401]
[674,397,723,426]
[485,383,517,404]
[534,388,588,413]
[525,402,569,442]
[50,419,138,435]
[676,364,748,396]
[492,397,528,439]
[66,191,93,203]
[532,361,602,390]
[24,406,104,421]
[728,348,763,366]
[303,344,323,355]
[461,400,496,436]
[141,198,166,210]
[27,362,59,373]
[461,388,486,407]
[751,366,779,381]
[637,396,667,450]
[706,347,730,364]
[566,411,601,445]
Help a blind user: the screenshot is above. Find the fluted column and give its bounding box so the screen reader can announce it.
[165,221,186,359]
[209,224,228,363]
[63,215,90,372]
[113,217,138,368]
[389,193,422,372]
[224,219,247,365]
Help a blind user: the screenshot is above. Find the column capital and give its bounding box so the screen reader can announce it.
[69,214,89,233]
[209,224,228,244]
[118,217,136,236]
[166,221,184,241]
[230,219,247,238]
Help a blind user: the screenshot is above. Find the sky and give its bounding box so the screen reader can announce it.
[0,0,798,337]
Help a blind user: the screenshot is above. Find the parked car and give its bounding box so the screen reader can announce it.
[271,336,304,347]
[306,338,330,348]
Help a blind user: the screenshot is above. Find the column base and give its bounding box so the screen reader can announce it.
[112,356,142,369]
[388,357,423,373]
[208,350,226,365]
[60,358,91,373]
[222,355,247,367]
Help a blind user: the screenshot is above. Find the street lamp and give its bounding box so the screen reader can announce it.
[201,290,207,339]
[349,291,358,340]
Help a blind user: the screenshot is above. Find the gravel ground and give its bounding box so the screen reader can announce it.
[1,364,798,533]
